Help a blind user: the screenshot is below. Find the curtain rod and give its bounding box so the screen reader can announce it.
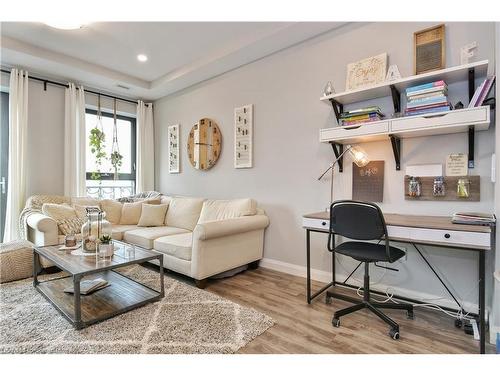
[0,68,148,106]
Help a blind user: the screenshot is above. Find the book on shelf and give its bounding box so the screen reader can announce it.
[340,112,380,121]
[406,85,448,97]
[407,91,447,101]
[406,102,451,112]
[63,278,110,295]
[452,212,496,225]
[469,76,496,108]
[406,80,446,93]
[404,105,451,116]
[406,96,448,108]
[341,106,383,116]
[341,117,382,126]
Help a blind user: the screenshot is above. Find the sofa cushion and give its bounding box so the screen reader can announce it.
[111,224,139,241]
[41,203,82,235]
[160,195,172,206]
[138,204,168,227]
[100,199,123,224]
[74,204,101,220]
[123,226,190,249]
[165,197,204,230]
[198,198,257,223]
[119,201,143,225]
[71,197,101,208]
[154,233,193,261]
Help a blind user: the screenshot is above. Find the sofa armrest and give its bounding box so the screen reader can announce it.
[194,215,270,241]
[26,213,57,233]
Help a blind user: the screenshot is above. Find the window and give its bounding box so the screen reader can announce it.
[85,109,136,199]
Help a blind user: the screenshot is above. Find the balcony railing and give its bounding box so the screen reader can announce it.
[86,181,135,199]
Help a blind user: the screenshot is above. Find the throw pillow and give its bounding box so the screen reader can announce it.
[198,198,257,223]
[100,199,123,224]
[137,204,169,227]
[41,203,82,235]
[120,201,143,225]
[165,197,205,230]
[74,204,101,220]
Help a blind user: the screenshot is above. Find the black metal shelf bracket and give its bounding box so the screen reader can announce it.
[468,127,475,168]
[468,68,475,104]
[329,99,343,124]
[389,135,401,170]
[331,142,344,173]
[390,84,401,114]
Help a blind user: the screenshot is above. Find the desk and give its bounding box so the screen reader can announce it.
[303,211,494,354]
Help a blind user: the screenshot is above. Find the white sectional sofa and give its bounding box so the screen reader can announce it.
[23,194,270,287]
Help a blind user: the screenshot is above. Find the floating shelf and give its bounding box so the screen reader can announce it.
[320,60,489,105]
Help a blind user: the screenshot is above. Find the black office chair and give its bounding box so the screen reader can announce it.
[326,200,414,340]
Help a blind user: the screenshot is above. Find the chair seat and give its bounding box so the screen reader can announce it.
[336,241,405,263]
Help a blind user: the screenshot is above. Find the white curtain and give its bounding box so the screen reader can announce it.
[64,83,86,197]
[3,69,28,242]
[136,100,155,193]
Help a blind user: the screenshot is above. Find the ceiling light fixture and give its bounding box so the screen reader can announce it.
[137,54,148,62]
[44,21,86,30]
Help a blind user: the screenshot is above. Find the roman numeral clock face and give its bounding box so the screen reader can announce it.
[187,118,222,170]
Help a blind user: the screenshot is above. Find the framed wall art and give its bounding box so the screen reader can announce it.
[168,124,180,173]
[234,104,253,169]
[414,24,445,75]
[345,53,387,91]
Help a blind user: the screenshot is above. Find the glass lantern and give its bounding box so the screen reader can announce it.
[81,208,112,253]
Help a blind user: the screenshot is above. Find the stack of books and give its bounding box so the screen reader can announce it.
[64,278,110,295]
[340,106,384,126]
[452,212,496,226]
[469,76,496,108]
[405,80,451,116]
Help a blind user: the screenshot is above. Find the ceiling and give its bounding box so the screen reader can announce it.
[0,22,346,100]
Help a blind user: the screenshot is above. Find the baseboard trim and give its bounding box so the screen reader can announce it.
[260,257,480,315]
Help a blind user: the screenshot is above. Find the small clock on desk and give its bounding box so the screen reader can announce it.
[187,118,222,170]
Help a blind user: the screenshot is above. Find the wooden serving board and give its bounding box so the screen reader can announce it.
[404,175,480,201]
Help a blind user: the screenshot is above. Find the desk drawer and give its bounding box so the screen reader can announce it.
[409,227,490,249]
[303,218,329,231]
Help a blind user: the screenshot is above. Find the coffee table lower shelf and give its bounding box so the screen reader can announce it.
[36,270,162,329]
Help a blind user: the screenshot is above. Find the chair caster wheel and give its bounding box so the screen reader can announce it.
[325,296,332,305]
[454,318,463,328]
[389,328,400,340]
[406,310,414,320]
[332,318,340,328]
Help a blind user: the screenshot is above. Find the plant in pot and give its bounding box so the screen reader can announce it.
[110,150,123,180]
[89,127,106,181]
[98,234,114,259]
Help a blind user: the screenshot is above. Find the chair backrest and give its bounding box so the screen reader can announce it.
[329,200,387,241]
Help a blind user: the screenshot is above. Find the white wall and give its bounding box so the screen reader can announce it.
[154,22,496,311]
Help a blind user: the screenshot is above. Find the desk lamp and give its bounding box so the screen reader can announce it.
[317,145,369,209]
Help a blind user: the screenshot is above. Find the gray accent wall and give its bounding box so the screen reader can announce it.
[154,22,497,310]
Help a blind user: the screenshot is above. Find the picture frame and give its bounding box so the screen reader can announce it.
[168,124,180,173]
[414,24,445,75]
[345,53,388,91]
[234,104,253,169]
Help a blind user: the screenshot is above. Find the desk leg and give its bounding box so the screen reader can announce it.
[479,250,485,354]
[306,229,311,304]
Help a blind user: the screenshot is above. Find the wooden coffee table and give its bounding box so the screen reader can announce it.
[33,241,164,329]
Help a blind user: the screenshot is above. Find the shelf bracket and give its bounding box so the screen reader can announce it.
[390,84,401,114]
[329,99,343,125]
[468,68,475,104]
[389,135,401,170]
[331,142,344,173]
[468,126,475,169]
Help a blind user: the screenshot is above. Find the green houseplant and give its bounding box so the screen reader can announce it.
[89,127,106,180]
[110,150,123,180]
[98,234,114,259]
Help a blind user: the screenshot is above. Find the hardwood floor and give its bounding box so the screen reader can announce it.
[205,267,494,354]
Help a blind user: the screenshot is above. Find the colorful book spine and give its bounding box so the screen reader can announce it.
[476,76,496,107]
[342,117,381,126]
[343,106,381,115]
[406,80,446,93]
[340,113,379,121]
[407,91,447,101]
[406,85,447,97]
[406,102,450,112]
[404,105,450,116]
[407,96,448,108]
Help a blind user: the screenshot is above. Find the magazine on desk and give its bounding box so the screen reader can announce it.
[452,212,496,225]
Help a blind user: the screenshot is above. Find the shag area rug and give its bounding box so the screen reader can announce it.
[0,265,274,354]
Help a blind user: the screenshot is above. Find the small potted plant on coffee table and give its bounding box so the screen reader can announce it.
[98,235,114,260]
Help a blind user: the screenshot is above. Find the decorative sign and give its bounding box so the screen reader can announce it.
[352,161,385,202]
[345,53,387,91]
[168,124,180,173]
[446,153,468,176]
[414,24,445,75]
[385,64,402,81]
[234,104,253,168]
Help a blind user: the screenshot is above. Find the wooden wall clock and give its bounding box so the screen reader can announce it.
[187,118,222,170]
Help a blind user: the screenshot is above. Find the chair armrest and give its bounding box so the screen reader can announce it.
[26,213,57,233]
[194,215,269,241]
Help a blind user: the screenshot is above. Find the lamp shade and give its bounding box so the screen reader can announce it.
[348,146,370,167]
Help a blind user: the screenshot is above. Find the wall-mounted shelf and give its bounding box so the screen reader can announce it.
[319,60,492,171]
[320,106,491,170]
[320,60,488,106]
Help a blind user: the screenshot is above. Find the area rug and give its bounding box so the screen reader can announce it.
[0,265,274,354]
